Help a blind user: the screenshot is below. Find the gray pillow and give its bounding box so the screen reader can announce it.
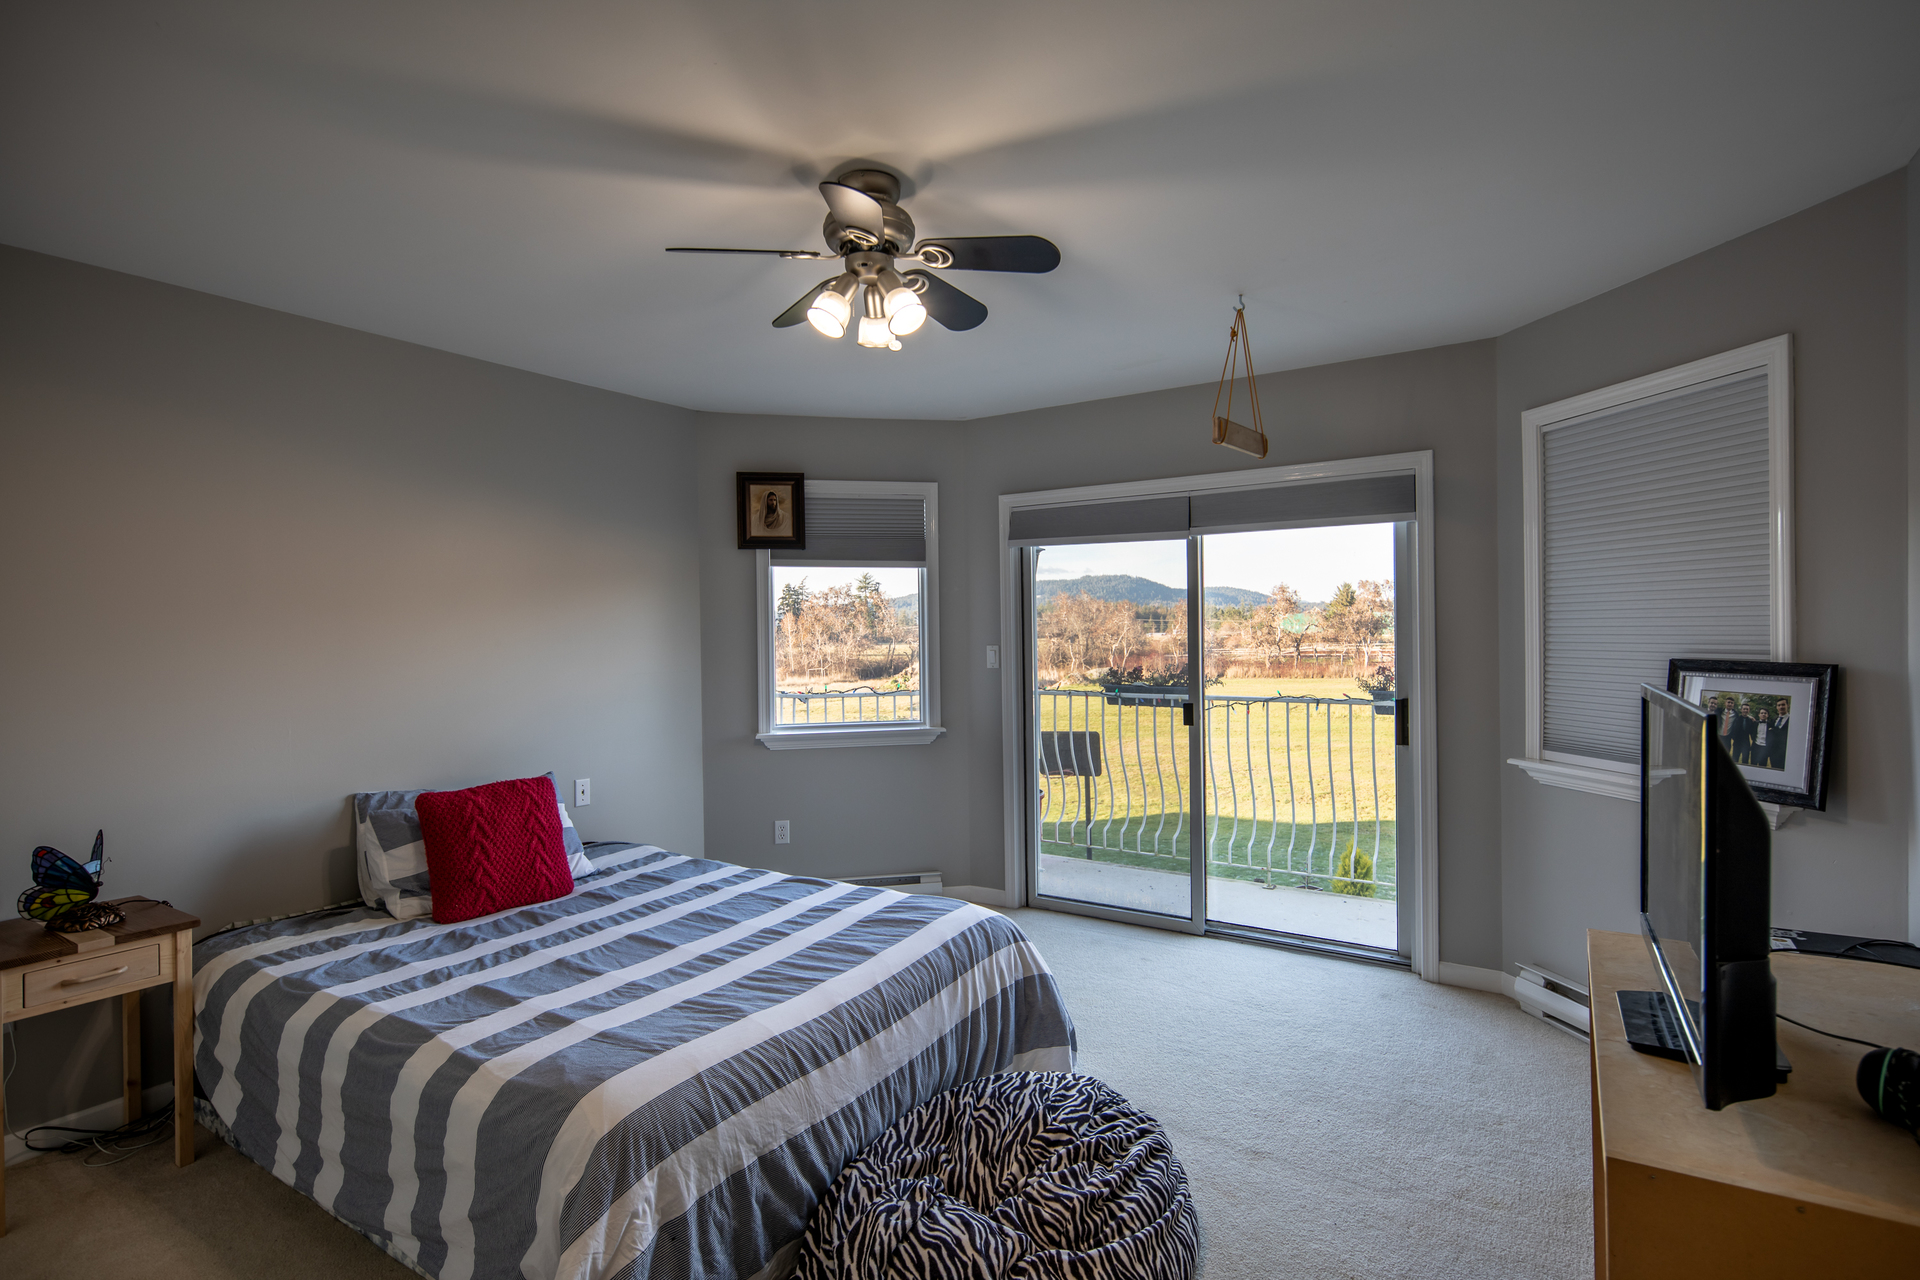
[351,772,591,919]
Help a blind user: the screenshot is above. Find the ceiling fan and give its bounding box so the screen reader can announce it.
[667,169,1060,350]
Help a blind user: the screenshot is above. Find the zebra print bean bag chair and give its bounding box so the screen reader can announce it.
[793,1071,1198,1280]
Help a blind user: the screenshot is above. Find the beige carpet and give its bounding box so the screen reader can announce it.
[1008,908,1593,1279]
[1,909,1590,1279]
[0,1126,411,1278]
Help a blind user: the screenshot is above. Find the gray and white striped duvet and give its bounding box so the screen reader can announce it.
[194,843,1075,1280]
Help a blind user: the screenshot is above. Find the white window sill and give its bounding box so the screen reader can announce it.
[1508,755,1790,828]
[758,726,947,750]
[1508,755,1637,801]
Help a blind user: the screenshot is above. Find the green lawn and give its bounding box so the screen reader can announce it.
[1037,676,1397,897]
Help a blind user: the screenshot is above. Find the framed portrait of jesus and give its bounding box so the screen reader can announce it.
[737,472,806,550]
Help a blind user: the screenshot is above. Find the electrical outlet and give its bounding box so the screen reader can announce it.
[574,779,591,806]
[986,645,999,669]
[773,819,791,845]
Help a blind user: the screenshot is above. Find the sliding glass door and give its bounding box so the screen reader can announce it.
[1014,466,1422,961]
[1028,537,1195,924]
[1199,525,1399,950]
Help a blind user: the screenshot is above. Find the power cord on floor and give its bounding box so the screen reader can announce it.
[4,1020,174,1168]
[22,1110,175,1167]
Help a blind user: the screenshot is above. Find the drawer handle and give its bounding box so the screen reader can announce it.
[61,965,130,986]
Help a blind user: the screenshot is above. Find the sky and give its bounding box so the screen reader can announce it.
[1033,523,1395,601]
[770,565,922,598]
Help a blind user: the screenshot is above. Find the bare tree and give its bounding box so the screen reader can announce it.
[1350,579,1392,667]
[1249,582,1304,668]
[1037,591,1134,682]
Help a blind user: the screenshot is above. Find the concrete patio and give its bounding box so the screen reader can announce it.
[1036,853,1398,950]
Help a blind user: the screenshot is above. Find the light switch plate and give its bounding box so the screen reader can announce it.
[986,645,999,669]
[574,779,591,806]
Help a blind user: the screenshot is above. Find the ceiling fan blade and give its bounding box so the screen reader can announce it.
[913,236,1060,273]
[773,280,835,328]
[818,182,887,239]
[905,271,988,331]
[666,247,833,259]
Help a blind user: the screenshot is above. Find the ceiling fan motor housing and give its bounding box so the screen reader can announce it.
[843,250,895,285]
[822,168,914,255]
[823,208,914,256]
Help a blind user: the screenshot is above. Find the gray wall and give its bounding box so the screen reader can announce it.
[1496,172,1911,982]
[1,247,705,1129]
[695,342,1504,967]
[693,416,978,884]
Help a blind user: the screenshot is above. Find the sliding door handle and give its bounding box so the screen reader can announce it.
[1395,698,1409,746]
[1182,701,1193,727]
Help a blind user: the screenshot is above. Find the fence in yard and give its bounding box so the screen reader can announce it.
[775,687,921,725]
[1034,689,1396,898]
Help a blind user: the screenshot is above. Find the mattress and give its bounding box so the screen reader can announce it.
[193,843,1075,1280]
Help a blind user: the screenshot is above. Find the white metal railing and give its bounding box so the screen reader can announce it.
[776,687,921,725]
[1034,689,1395,898]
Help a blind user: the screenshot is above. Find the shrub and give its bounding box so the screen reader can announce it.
[1331,843,1376,897]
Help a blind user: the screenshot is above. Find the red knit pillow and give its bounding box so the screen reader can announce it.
[415,775,574,924]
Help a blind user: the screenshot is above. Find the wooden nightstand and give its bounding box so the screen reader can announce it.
[0,898,200,1235]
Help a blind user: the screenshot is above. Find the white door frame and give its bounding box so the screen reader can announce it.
[996,450,1440,979]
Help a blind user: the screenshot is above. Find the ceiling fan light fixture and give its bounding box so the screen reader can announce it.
[874,267,918,317]
[856,313,895,349]
[805,274,858,338]
[888,300,927,335]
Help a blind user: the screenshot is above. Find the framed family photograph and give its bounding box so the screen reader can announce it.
[736,472,805,550]
[1666,659,1838,810]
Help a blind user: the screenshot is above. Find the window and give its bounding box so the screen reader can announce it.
[1511,337,1792,800]
[756,480,943,749]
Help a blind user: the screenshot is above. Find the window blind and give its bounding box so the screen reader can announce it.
[1006,496,1190,547]
[1188,474,1415,531]
[773,494,926,564]
[1008,473,1415,547]
[1540,368,1771,763]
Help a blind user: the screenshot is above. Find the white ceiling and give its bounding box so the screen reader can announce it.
[4,2,1917,419]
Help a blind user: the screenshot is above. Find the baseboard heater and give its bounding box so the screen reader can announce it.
[1514,962,1590,1039]
[838,871,944,892]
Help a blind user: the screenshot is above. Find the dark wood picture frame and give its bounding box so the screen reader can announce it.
[1666,659,1838,810]
[736,472,806,550]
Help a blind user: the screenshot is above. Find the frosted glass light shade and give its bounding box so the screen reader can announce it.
[888,301,927,335]
[807,290,852,338]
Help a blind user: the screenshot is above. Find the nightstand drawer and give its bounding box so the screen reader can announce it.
[24,943,161,1007]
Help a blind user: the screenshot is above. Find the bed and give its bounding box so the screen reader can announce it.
[192,842,1076,1280]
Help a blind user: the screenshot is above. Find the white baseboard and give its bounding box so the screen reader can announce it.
[1436,961,1515,996]
[5,1082,175,1166]
[1438,961,1591,1037]
[941,885,1011,908]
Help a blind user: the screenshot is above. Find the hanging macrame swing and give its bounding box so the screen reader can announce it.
[1211,302,1267,459]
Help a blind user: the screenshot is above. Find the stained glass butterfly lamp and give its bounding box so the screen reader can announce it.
[18,830,125,944]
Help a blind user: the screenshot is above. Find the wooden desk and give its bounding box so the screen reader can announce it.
[0,898,199,1236]
[1589,928,1920,1277]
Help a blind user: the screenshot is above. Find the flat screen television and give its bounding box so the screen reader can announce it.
[1639,684,1778,1110]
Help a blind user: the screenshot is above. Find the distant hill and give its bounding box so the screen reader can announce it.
[1034,574,1273,610]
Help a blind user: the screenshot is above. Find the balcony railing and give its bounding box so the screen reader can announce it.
[1035,689,1396,899]
[775,687,921,725]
